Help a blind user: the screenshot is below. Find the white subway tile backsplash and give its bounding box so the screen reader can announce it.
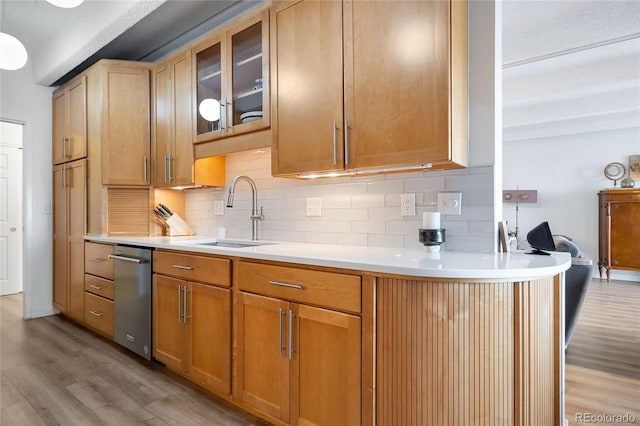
[183,148,496,253]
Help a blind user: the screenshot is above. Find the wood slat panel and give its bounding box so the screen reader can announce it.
[106,188,149,236]
[376,278,514,425]
[514,279,556,426]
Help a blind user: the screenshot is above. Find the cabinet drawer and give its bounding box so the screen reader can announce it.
[605,192,640,202]
[153,251,231,287]
[85,292,114,339]
[85,242,114,279]
[237,261,361,313]
[84,274,114,300]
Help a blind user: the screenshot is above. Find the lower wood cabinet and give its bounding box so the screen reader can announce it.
[235,291,361,425]
[84,292,114,339]
[153,274,231,395]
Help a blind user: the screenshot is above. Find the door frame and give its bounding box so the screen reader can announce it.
[0,119,25,302]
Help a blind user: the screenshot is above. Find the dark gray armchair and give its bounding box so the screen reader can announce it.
[554,236,594,348]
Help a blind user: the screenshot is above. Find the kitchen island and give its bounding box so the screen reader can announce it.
[85,235,571,426]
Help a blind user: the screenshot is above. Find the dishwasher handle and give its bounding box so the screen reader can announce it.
[108,254,147,264]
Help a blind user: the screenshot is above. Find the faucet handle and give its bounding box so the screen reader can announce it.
[251,206,264,221]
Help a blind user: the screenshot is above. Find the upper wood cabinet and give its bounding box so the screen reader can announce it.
[154,51,226,188]
[52,75,87,165]
[271,0,468,176]
[193,10,270,144]
[85,60,153,186]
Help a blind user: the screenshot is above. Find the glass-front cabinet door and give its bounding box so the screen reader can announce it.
[194,10,269,144]
[195,40,224,140]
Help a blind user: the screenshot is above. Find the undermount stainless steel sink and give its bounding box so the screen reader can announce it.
[198,241,267,248]
[182,240,274,249]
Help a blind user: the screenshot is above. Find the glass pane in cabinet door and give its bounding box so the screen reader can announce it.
[196,42,222,135]
[232,22,263,126]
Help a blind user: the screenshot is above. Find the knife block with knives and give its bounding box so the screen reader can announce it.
[153,203,195,236]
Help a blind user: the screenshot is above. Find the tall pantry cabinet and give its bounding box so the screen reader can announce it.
[53,60,153,320]
[52,74,88,319]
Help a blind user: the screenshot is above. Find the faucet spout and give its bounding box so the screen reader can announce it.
[226,175,263,240]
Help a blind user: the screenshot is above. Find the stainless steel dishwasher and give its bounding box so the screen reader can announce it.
[109,246,153,360]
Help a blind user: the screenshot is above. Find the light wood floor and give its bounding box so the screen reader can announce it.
[0,294,268,426]
[2,279,638,425]
[564,279,640,426]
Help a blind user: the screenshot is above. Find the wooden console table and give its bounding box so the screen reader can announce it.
[598,189,640,280]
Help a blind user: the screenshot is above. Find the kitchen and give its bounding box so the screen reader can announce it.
[1,0,638,425]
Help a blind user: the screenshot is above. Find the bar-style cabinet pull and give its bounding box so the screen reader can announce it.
[168,155,173,182]
[269,280,303,290]
[177,285,182,322]
[88,258,105,263]
[344,119,350,166]
[143,156,148,183]
[288,310,295,360]
[164,155,169,183]
[88,310,104,317]
[63,137,70,158]
[332,121,338,165]
[183,286,191,322]
[278,308,286,356]
[89,284,104,290]
[172,265,193,271]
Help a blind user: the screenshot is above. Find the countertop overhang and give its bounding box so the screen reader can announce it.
[85,235,571,280]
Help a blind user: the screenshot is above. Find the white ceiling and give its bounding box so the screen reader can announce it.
[2,0,639,140]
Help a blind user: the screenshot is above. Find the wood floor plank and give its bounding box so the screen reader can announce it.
[0,293,265,426]
[565,279,640,425]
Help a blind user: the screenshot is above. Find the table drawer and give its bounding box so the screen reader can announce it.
[237,261,361,313]
[85,292,114,339]
[85,242,114,280]
[154,250,231,287]
[84,274,114,300]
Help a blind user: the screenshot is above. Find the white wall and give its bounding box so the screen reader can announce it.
[503,127,640,281]
[0,63,56,318]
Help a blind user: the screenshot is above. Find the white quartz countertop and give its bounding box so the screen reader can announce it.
[85,235,571,280]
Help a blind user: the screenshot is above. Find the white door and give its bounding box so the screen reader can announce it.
[0,121,24,296]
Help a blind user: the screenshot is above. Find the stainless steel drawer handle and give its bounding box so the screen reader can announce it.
[89,258,105,262]
[108,254,146,264]
[172,265,193,270]
[269,281,303,290]
[88,310,104,317]
[89,284,104,290]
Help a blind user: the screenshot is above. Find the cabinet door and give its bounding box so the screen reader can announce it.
[154,61,172,186]
[194,36,225,142]
[272,0,344,175]
[53,77,87,165]
[52,91,68,165]
[610,202,640,270]
[344,0,451,169]
[153,274,187,371]
[52,165,68,311]
[172,53,196,185]
[291,304,361,426]
[187,282,231,394]
[226,10,270,136]
[236,292,290,422]
[67,76,87,161]
[101,65,151,185]
[66,160,86,323]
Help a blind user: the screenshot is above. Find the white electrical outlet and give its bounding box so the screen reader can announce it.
[306,197,322,217]
[400,193,416,216]
[213,200,225,216]
[438,192,462,215]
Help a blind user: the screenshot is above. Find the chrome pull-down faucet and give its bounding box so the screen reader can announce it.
[226,175,263,240]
